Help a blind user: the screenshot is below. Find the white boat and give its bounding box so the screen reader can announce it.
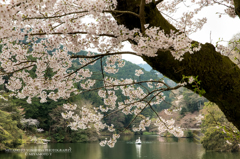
[135,137,141,144]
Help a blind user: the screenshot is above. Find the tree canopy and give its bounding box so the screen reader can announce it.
[0,0,240,147]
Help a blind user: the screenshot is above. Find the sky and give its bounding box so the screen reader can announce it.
[121,5,240,64]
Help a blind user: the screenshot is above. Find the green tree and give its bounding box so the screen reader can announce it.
[105,111,125,133]
[180,107,187,116]
[0,110,23,151]
[0,92,25,151]
[12,97,66,130]
[201,102,240,152]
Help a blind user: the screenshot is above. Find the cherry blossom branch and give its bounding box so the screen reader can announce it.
[104,10,140,18]
[50,15,87,31]
[161,99,175,107]
[23,10,139,20]
[118,90,170,133]
[159,11,179,23]
[23,11,89,20]
[102,89,164,119]
[70,51,139,59]
[100,57,110,98]
[26,32,117,38]
[1,31,117,40]
[137,81,151,94]
[146,93,168,128]
[10,1,24,9]
[121,105,148,132]
[64,57,102,78]
[105,80,171,89]
[102,84,182,119]
[213,0,235,9]
[79,79,178,94]
[0,64,35,75]
[13,60,37,66]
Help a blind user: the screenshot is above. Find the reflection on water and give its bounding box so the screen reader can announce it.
[1,135,240,159]
[135,144,141,158]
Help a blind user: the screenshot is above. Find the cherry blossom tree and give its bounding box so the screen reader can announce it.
[0,0,240,147]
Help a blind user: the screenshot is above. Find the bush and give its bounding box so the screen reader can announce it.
[180,107,187,116]
[186,130,193,138]
[201,128,239,152]
[0,110,24,151]
[201,102,240,152]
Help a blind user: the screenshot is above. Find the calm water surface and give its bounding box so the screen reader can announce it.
[1,135,240,159]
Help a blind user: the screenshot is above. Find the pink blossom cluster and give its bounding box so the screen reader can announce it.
[195,114,204,123]
[62,104,106,132]
[154,117,184,137]
[131,27,201,60]
[20,118,39,127]
[164,107,182,115]
[99,134,120,148]
[135,69,144,76]
[36,128,44,133]
[132,117,151,132]
[104,55,125,74]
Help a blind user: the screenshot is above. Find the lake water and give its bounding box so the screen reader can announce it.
[1,135,240,159]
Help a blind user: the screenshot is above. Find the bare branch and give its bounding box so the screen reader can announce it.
[26,31,117,38]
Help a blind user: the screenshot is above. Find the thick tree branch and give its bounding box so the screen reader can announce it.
[234,0,240,18]
[139,0,146,32]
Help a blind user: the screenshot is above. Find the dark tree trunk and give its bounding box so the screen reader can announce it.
[234,0,240,18]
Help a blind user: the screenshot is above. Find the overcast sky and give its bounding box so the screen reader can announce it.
[121,5,240,64]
